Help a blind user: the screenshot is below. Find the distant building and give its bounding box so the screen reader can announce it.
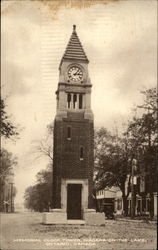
[96,187,123,215]
[96,174,157,218]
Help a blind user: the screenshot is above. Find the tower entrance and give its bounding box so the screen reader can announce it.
[67,184,82,219]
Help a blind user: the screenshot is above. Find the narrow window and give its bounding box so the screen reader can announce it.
[57,94,59,109]
[142,198,146,212]
[117,199,122,210]
[67,93,71,109]
[146,199,150,212]
[79,94,83,109]
[80,146,84,160]
[67,126,71,139]
[137,200,141,214]
[73,94,77,109]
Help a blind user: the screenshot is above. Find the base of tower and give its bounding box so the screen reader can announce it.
[42,209,67,224]
[84,209,105,225]
[42,209,105,225]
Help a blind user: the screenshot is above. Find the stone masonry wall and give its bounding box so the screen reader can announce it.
[52,111,94,209]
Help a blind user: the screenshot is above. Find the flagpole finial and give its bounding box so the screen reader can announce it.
[73,25,76,32]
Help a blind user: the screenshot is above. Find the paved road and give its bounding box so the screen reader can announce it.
[0,212,157,250]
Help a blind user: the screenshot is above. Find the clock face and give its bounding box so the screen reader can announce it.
[68,66,83,82]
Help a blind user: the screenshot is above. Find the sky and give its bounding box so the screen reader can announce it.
[1,0,157,206]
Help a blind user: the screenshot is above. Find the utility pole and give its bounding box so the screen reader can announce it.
[131,159,137,219]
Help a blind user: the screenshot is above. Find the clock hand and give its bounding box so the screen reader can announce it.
[74,69,80,76]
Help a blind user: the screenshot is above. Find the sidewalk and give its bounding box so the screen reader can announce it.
[115,216,157,224]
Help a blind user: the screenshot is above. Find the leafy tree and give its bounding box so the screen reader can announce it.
[0,148,17,211]
[126,87,157,217]
[0,148,17,180]
[24,167,52,212]
[138,87,157,112]
[127,88,157,148]
[93,87,157,216]
[0,97,19,212]
[0,98,19,139]
[94,127,133,215]
[28,124,53,212]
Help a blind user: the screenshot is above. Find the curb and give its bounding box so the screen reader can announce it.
[116,218,157,224]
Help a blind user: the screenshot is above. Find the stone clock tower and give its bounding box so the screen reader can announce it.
[43,26,103,224]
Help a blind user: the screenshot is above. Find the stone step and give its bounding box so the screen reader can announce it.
[67,220,85,225]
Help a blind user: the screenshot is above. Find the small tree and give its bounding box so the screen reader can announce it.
[29,123,54,211]
[24,166,52,212]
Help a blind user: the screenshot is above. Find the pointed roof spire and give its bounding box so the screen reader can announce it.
[60,25,89,67]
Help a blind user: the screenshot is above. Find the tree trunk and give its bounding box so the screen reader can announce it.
[122,194,128,216]
[120,181,129,217]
